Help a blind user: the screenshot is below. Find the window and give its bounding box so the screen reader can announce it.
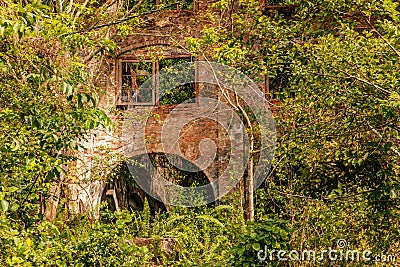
[120,61,155,105]
[118,57,196,106]
[267,51,292,100]
[158,58,196,105]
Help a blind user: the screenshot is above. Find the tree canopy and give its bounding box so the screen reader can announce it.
[0,0,399,266]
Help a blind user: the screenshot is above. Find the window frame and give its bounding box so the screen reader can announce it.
[116,56,198,107]
[118,60,156,106]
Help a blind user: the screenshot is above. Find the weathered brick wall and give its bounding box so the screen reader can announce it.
[68,5,252,216]
[122,102,243,181]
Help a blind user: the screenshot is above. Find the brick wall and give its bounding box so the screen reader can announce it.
[68,5,252,216]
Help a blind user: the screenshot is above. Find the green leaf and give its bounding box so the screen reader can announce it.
[8,186,19,193]
[252,243,260,251]
[9,203,19,212]
[1,199,9,212]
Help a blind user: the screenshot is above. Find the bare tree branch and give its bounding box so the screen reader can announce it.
[356,5,400,58]
[332,66,392,95]
[367,122,400,159]
[62,1,182,36]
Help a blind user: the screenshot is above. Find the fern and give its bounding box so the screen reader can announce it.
[164,214,187,231]
[212,204,235,214]
[195,215,225,228]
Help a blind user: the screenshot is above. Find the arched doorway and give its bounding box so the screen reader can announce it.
[101,153,213,216]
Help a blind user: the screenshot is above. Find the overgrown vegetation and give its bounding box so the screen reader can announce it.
[1,0,399,266]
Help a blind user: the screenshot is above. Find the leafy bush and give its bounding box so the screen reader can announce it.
[229,217,290,267]
[0,217,152,266]
[1,203,246,266]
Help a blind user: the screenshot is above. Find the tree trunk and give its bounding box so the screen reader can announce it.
[244,138,254,222]
[45,182,62,221]
[67,180,105,220]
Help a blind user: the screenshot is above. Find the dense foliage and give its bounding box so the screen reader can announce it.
[0,1,113,225]
[188,0,400,264]
[0,0,399,266]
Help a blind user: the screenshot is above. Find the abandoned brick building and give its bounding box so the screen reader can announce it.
[61,0,285,220]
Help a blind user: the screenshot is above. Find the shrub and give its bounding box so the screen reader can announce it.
[229,217,290,267]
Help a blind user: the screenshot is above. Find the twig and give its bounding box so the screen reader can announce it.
[367,122,400,159]
[275,188,376,200]
[356,5,400,58]
[62,2,182,36]
[332,66,392,95]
